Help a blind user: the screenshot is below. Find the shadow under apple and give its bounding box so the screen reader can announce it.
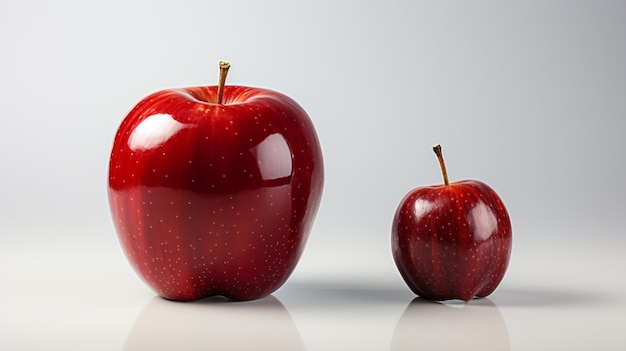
[391,297,510,351]
[490,285,603,307]
[124,295,304,351]
[280,280,415,309]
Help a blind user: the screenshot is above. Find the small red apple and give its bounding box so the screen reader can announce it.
[108,61,324,301]
[391,144,512,301]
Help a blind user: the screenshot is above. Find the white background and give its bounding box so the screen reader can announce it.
[1,0,625,350]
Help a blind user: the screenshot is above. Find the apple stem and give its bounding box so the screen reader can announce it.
[217,60,231,104]
[433,144,450,186]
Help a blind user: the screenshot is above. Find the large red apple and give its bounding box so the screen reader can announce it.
[391,144,511,301]
[108,62,324,301]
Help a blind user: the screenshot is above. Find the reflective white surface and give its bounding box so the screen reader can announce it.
[1,226,624,350]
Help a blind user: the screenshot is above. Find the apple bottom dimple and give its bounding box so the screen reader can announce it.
[395,238,506,301]
[144,250,293,301]
[112,184,308,301]
[151,264,288,301]
[400,241,502,301]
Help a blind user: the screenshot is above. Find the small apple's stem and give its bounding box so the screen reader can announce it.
[433,144,450,186]
[217,61,231,104]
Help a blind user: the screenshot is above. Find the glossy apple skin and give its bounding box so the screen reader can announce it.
[392,180,511,301]
[108,86,324,301]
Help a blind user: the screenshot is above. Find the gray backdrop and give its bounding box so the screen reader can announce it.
[1,0,624,271]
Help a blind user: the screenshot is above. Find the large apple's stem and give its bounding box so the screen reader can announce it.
[433,144,450,186]
[217,60,231,104]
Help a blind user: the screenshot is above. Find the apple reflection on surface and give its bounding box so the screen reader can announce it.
[125,295,304,351]
[391,298,509,350]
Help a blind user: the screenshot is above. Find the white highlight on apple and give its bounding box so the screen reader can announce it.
[469,201,498,241]
[129,113,186,151]
[252,133,293,181]
[412,198,433,221]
